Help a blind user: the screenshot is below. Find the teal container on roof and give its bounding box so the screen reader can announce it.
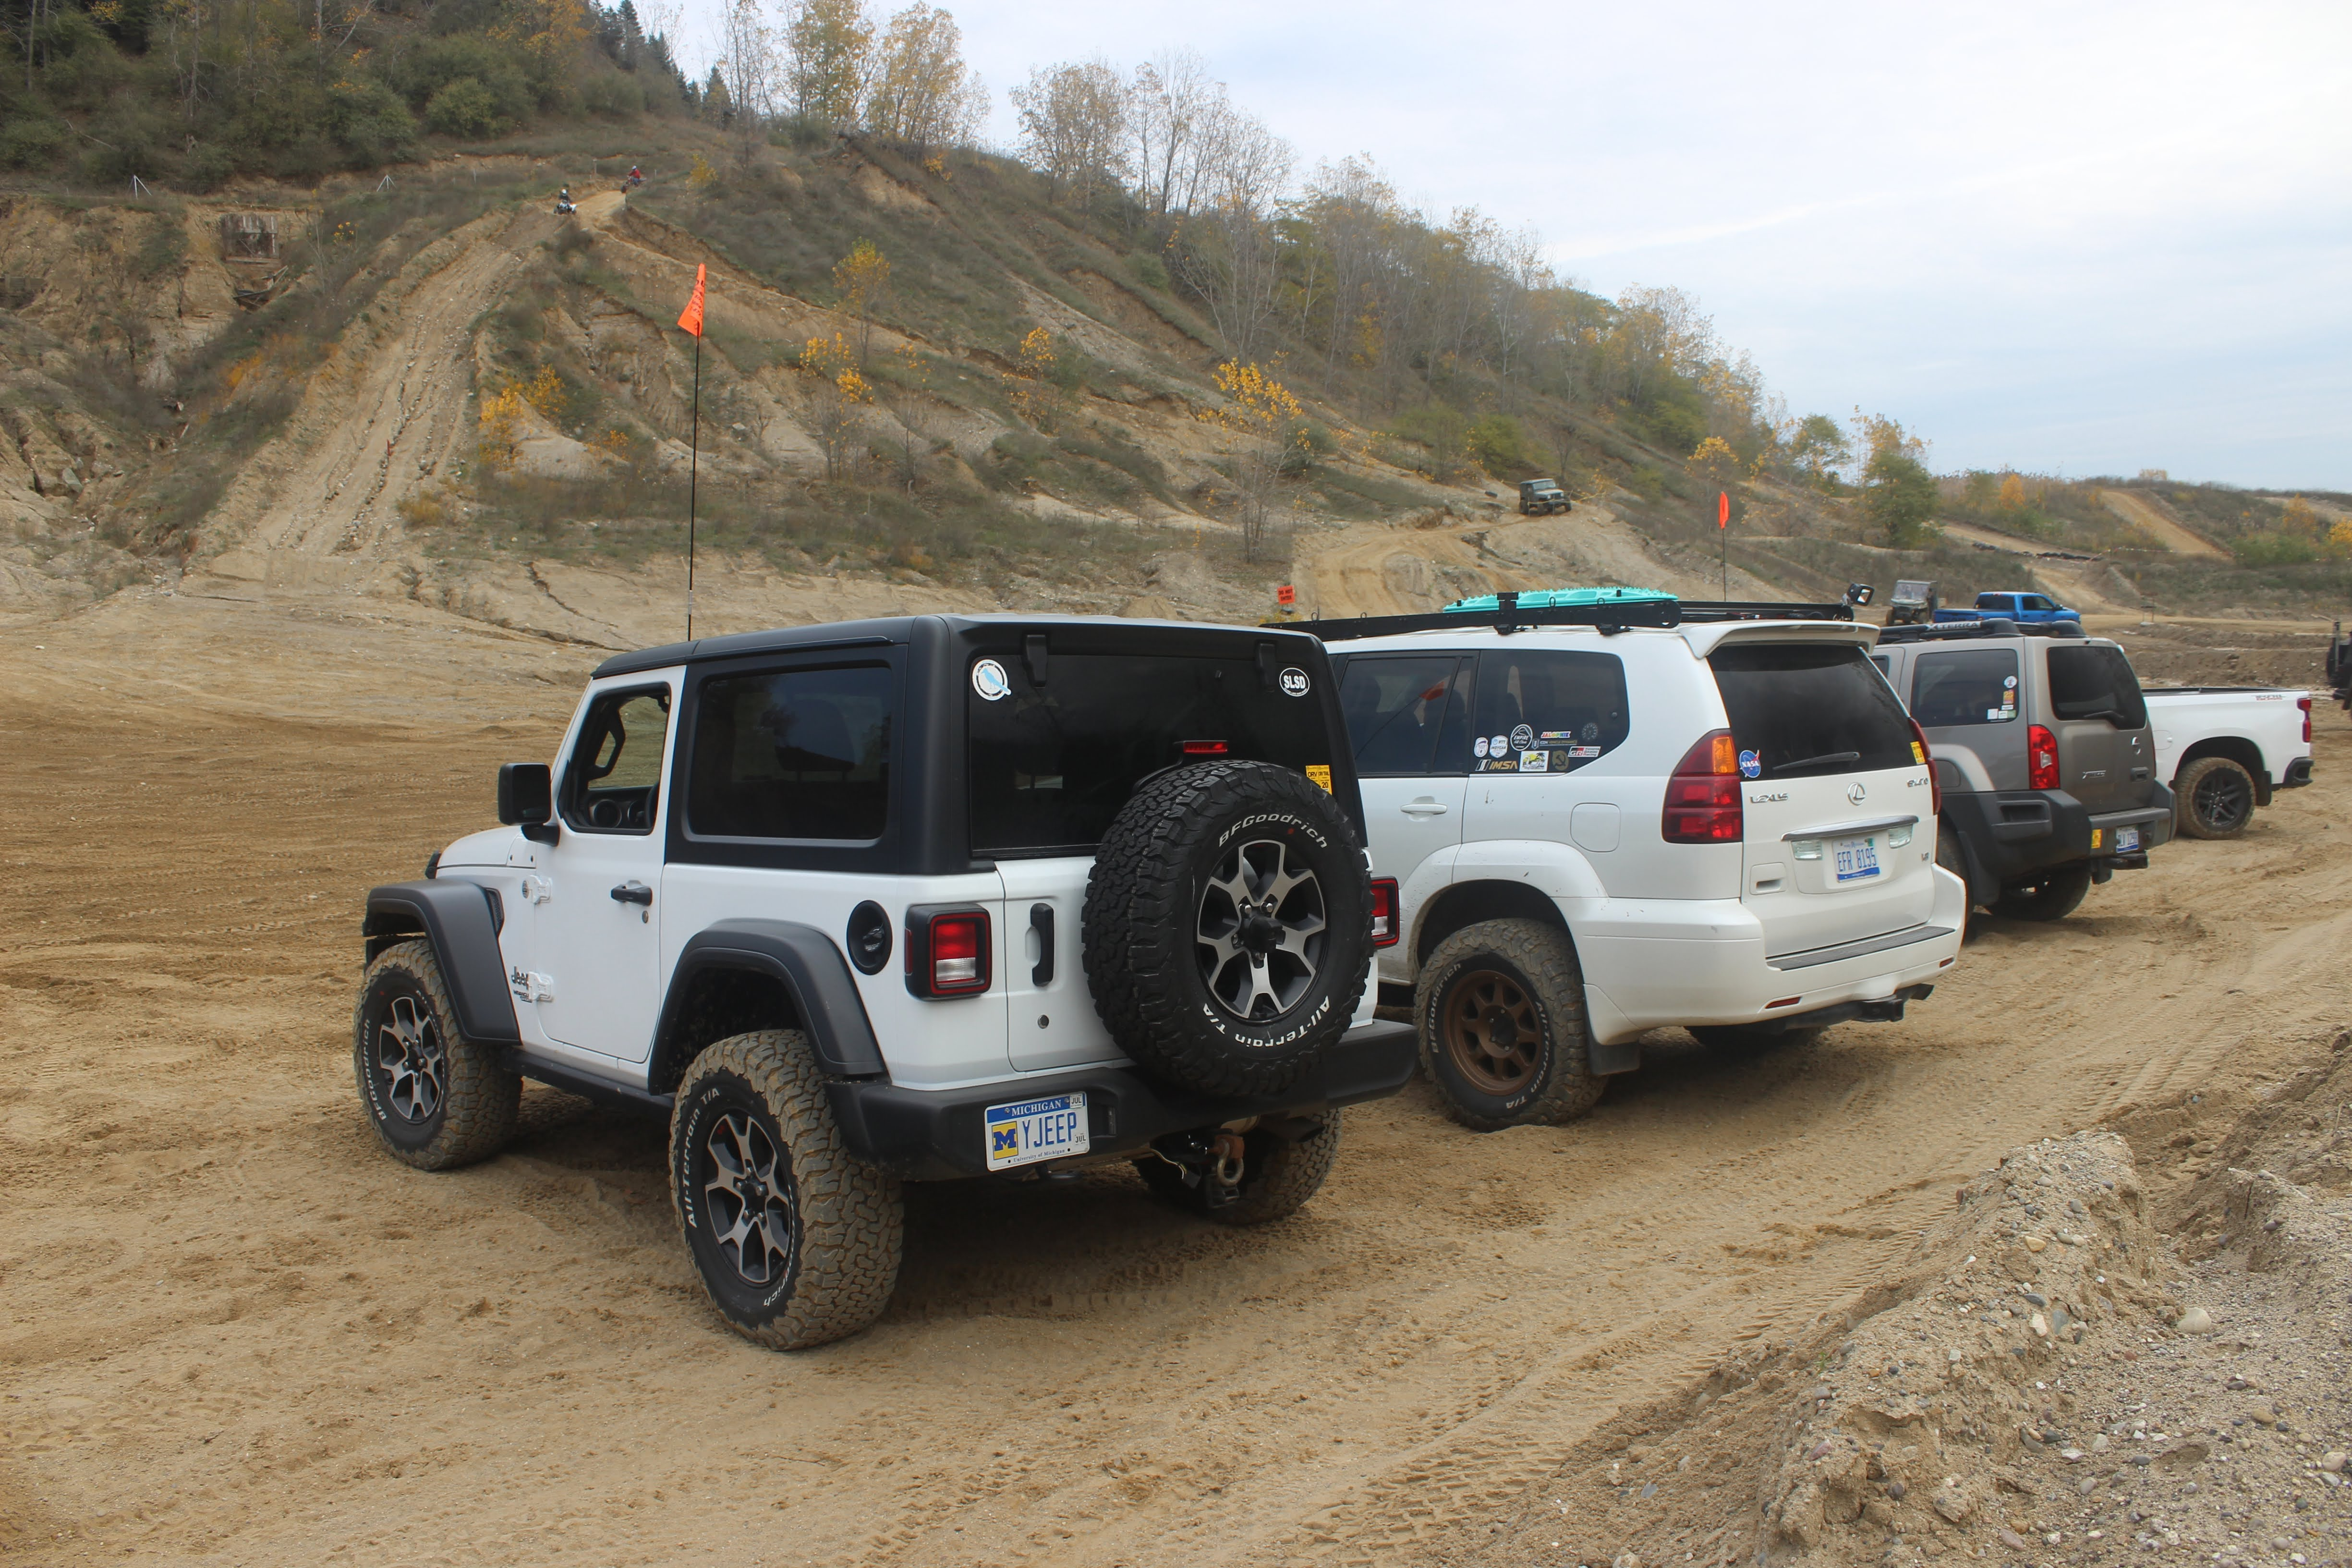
[1442,586,1678,613]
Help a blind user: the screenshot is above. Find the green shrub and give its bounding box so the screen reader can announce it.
[426,77,505,137]
[2233,532,2319,566]
[133,213,186,279]
[1128,251,1170,292]
[0,119,68,170]
[1467,412,1537,479]
[328,78,418,159]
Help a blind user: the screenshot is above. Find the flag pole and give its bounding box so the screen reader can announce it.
[686,330,700,640]
[677,263,708,642]
[1718,490,1730,598]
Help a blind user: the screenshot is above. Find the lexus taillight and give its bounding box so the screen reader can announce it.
[2028,724,2060,791]
[1663,729,1743,844]
[905,906,992,998]
[1907,717,1941,817]
[2300,696,2313,742]
[1369,878,1400,948]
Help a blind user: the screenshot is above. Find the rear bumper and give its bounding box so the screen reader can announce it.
[2282,757,2315,789]
[824,1020,1418,1182]
[1576,867,1966,1051]
[1940,786,2173,898]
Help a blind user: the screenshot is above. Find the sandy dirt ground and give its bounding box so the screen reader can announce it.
[2100,493,2227,560]
[4,591,2349,1568]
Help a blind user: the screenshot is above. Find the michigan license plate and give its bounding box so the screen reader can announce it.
[984,1093,1089,1172]
[1832,835,1882,883]
[2115,826,2141,853]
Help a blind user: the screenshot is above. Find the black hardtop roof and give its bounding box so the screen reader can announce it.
[589,612,1329,680]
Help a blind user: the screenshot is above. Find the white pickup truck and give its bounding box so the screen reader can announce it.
[2144,685,2314,839]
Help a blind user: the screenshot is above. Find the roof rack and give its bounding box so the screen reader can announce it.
[1875,618,2088,644]
[1276,592,1854,642]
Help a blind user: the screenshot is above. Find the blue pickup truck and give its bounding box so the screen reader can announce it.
[1933,591,2085,628]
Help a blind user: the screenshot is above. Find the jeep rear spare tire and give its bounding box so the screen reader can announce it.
[1084,759,1371,1098]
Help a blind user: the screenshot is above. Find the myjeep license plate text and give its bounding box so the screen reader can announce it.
[984,1093,1089,1172]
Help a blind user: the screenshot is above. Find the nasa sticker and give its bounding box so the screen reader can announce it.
[1509,723,1535,753]
[1738,748,1763,779]
[1278,667,1311,697]
[1474,735,1491,758]
[971,658,1011,701]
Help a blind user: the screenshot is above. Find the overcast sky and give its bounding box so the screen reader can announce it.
[673,1,2352,489]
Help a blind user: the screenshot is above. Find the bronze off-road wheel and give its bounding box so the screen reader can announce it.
[1415,919,1605,1131]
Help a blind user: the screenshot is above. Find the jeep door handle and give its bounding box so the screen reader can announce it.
[1400,798,1450,816]
[609,881,652,906]
[1030,904,1055,986]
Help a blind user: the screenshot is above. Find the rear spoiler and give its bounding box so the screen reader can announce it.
[1276,594,1854,642]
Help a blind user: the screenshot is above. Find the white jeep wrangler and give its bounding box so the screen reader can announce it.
[1314,590,1968,1129]
[355,615,1412,1348]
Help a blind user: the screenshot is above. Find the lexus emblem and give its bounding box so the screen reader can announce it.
[1846,781,1867,805]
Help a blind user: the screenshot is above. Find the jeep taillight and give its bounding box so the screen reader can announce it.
[2028,724,2060,791]
[1369,878,1400,948]
[2300,696,2313,742]
[1907,717,1941,817]
[1662,729,1743,844]
[905,906,992,998]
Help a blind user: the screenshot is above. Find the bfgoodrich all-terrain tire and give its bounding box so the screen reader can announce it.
[1084,760,1372,1099]
[1136,1109,1345,1225]
[1992,863,2094,922]
[670,1030,903,1351]
[2175,755,2256,839]
[353,939,520,1170]
[1415,919,1605,1130]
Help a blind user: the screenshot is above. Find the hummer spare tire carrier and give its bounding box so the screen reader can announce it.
[1083,759,1372,1099]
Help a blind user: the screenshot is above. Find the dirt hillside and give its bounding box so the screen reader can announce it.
[2,594,2348,1566]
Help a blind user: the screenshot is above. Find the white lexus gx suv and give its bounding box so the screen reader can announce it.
[1313,589,1968,1129]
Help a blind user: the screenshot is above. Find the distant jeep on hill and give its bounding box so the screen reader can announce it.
[1518,478,1573,516]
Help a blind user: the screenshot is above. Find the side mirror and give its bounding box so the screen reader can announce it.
[498,763,558,843]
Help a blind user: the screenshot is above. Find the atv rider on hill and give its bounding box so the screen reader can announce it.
[626,166,644,189]
[555,186,577,215]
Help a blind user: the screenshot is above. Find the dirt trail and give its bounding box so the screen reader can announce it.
[3,596,2344,1566]
[2101,489,2226,558]
[1933,519,2136,614]
[1297,500,1780,620]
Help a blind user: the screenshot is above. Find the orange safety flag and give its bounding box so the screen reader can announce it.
[677,263,706,338]
[1717,491,1730,529]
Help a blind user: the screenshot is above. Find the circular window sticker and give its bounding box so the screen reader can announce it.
[1278,667,1311,697]
[1509,723,1535,753]
[971,658,1012,701]
[1582,722,1600,741]
[1738,749,1763,779]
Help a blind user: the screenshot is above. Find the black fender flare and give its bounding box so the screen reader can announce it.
[654,919,885,1083]
[364,881,521,1045]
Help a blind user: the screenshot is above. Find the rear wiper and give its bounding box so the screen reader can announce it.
[1771,750,1860,773]
[2069,707,2133,726]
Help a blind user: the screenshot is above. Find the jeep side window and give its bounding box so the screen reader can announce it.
[2046,645,2148,728]
[687,665,894,841]
[1339,655,1466,776]
[560,686,671,833]
[1909,648,2019,727]
[1466,649,1629,773]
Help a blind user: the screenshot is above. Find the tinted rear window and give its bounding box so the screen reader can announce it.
[1910,648,2020,727]
[688,665,894,841]
[2046,644,2148,728]
[1339,655,1466,775]
[970,652,1334,854]
[1709,643,1916,778]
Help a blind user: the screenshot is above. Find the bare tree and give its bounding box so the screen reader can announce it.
[1127,49,1213,218]
[1010,59,1128,208]
[718,0,778,166]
